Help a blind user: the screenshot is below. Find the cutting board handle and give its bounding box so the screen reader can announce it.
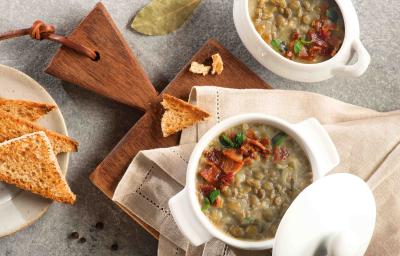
[45,2,158,111]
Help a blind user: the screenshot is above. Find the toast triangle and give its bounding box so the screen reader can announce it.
[161,94,210,137]
[0,98,56,121]
[0,110,78,155]
[0,132,76,204]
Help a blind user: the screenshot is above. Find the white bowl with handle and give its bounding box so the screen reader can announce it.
[169,114,341,250]
[233,0,370,82]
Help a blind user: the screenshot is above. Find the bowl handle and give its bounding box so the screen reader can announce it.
[333,38,371,77]
[293,118,340,178]
[169,188,213,246]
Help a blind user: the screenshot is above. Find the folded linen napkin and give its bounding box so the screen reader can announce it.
[113,86,400,256]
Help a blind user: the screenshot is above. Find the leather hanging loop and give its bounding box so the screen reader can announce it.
[29,20,55,40]
[0,20,98,61]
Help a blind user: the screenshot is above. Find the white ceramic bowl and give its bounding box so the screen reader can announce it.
[233,0,370,82]
[169,114,340,250]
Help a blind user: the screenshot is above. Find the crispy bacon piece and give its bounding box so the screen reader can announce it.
[246,129,257,140]
[292,31,300,40]
[285,51,294,59]
[214,196,223,208]
[273,146,289,163]
[280,146,289,161]
[273,146,280,163]
[243,158,253,165]
[219,172,235,187]
[199,184,215,196]
[240,142,256,158]
[199,165,221,183]
[309,46,323,57]
[299,46,309,58]
[204,149,223,167]
[220,157,243,173]
[260,138,270,147]
[247,138,267,152]
[205,149,243,173]
[223,149,243,163]
[309,32,328,48]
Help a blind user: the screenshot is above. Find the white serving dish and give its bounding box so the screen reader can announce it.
[233,0,371,82]
[170,114,339,249]
[169,113,376,256]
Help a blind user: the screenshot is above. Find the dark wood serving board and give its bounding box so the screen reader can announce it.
[89,39,271,238]
[43,2,271,239]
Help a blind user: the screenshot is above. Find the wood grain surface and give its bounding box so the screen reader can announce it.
[45,2,157,111]
[43,1,272,239]
[90,39,272,238]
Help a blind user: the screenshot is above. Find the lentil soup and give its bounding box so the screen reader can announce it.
[196,123,312,241]
[249,0,345,63]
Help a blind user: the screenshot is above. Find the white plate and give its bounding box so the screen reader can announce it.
[0,64,69,237]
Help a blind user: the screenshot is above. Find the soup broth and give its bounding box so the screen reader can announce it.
[196,123,312,241]
[249,0,345,63]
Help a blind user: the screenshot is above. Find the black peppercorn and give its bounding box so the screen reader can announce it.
[111,243,118,251]
[69,232,79,240]
[79,237,87,243]
[95,222,104,230]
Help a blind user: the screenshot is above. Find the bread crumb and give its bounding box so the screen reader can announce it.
[189,61,211,76]
[211,53,224,75]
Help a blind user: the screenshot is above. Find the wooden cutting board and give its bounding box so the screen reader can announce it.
[89,39,272,238]
[43,0,271,239]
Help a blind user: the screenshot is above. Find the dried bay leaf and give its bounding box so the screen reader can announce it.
[131,0,202,35]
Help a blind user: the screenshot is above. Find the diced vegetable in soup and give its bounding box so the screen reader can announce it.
[196,123,312,241]
[249,0,345,63]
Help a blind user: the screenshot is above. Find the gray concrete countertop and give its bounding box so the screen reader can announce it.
[0,0,398,255]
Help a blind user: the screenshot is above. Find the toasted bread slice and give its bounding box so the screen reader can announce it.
[0,132,76,204]
[0,110,78,154]
[0,98,55,121]
[161,94,210,137]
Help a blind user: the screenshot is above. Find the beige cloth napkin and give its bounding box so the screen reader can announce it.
[113,86,400,256]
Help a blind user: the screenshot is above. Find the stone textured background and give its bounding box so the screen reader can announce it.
[0,0,399,255]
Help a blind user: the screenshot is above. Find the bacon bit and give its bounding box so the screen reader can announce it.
[205,149,223,167]
[280,146,289,161]
[260,138,270,147]
[286,51,294,59]
[312,20,323,31]
[199,165,221,183]
[240,142,256,157]
[220,157,243,173]
[299,46,309,58]
[245,129,257,140]
[292,31,299,40]
[219,172,235,187]
[247,138,267,152]
[273,146,289,163]
[321,23,333,40]
[273,146,281,163]
[310,32,328,48]
[260,148,271,159]
[214,196,223,208]
[243,157,253,165]
[223,149,243,163]
[309,46,323,56]
[199,184,215,196]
